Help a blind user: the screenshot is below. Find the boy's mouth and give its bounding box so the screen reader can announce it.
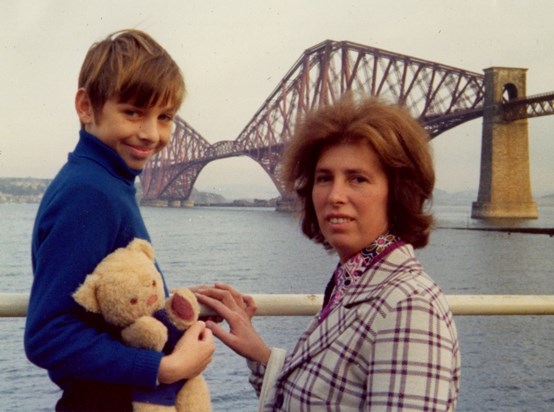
[127,144,155,159]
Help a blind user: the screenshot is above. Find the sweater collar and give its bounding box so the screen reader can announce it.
[75,129,142,183]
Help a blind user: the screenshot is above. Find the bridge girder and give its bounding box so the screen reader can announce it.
[139,40,550,202]
[140,116,212,200]
[503,92,554,121]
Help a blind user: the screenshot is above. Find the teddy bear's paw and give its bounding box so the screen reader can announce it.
[133,401,176,412]
[122,316,168,351]
[166,288,200,330]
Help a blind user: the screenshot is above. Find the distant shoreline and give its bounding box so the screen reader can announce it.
[1,177,553,206]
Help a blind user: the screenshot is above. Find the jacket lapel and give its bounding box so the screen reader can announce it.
[278,302,359,378]
[277,243,415,379]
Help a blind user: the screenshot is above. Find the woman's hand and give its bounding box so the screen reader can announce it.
[195,283,271,365]
[157,320,215,384]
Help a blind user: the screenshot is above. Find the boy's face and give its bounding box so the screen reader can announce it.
[77,91,176,170]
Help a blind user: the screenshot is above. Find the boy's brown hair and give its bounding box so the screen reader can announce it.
[78,29,185,127]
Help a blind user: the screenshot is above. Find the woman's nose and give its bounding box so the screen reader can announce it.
[328,181,346,205]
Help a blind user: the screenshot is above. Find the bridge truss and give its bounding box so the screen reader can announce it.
[139,40,547,202]
[503,91,554,121]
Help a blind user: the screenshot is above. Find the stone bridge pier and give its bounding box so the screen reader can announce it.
[471,67,538,219]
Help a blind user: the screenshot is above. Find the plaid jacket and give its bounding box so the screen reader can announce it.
[249,243,460,411]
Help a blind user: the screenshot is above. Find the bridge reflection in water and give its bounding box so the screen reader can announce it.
[139,40,554,217]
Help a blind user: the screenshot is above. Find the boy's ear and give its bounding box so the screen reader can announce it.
[75,88,94,125]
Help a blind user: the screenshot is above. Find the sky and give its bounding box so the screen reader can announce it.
[1,0,553,199]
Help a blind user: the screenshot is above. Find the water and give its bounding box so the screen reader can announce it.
[1,202,553,411]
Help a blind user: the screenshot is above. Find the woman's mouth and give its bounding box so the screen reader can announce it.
[328,216,353,224]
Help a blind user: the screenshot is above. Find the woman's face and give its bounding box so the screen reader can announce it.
[312,141,389,263]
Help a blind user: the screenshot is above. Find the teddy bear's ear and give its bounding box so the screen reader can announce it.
[73,274,101,313]
[127,238,155,261]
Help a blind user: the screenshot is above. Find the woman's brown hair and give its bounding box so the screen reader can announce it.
[281,94,435,249]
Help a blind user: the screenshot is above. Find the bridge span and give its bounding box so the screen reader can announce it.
[139,40,554,218]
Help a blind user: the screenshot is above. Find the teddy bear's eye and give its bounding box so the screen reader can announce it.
[152,280,157,287]
[130,298,138,305]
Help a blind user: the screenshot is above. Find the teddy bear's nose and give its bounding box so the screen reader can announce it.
[147,294,158,306]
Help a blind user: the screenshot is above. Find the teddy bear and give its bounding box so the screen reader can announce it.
[72,238,211,412]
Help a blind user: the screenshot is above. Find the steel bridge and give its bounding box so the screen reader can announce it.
[139,40,554,207]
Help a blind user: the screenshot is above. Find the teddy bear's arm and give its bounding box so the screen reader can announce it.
[122,316,168,352]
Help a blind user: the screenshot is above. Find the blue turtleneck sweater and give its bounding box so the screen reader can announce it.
[24,130,165,404]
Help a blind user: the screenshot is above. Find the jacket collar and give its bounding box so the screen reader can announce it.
[278,243,417,378]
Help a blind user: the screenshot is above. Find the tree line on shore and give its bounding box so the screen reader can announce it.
[0,177,278,206]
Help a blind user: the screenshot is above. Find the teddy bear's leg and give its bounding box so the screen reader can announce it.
[175,376,212,412]
[133,401,176,412]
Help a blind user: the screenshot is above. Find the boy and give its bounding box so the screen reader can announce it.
[24,29,214,411]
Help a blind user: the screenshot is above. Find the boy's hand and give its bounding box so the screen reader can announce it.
[157,321,215,384]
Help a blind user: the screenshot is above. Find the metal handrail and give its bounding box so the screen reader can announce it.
[2,292,554,318]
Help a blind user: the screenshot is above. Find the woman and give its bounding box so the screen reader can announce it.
[196,95,460,411]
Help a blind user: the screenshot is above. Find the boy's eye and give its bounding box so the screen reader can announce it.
[159,113,174,122]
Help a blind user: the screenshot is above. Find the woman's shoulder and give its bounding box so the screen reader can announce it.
[363,245,451,315]
[366,242,423,281]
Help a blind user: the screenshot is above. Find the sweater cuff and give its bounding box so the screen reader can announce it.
[131,349,164,388]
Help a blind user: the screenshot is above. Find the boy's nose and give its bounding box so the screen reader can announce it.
[138,118,160,142]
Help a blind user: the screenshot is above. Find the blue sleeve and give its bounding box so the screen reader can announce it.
[25,184,162,389]
[131,309,186,406]
[133,381,184,406]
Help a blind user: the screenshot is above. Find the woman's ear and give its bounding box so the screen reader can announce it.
[75,88,94,126]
